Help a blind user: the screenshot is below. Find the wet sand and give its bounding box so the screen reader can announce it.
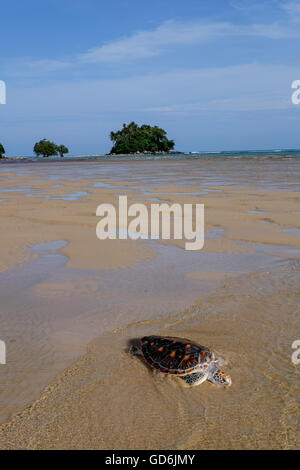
[0,158,299,449]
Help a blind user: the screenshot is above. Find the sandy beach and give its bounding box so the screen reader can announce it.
[0,157,299,449]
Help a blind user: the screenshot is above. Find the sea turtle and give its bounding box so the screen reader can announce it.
[129,335,231,387]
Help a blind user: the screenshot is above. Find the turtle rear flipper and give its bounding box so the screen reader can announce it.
[180,371,208,387]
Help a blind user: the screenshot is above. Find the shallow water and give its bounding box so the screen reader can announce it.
[0,255,299,449]
[1,235,283,425]
[284,228,300,235]
[1,155,300,191]
[0,157,299,449]
[87,260,300,450]
[25,190,89,201]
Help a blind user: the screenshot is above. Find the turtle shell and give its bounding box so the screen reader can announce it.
[141,335,213,376]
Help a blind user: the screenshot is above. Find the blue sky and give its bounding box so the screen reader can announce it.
[1,0,300,155]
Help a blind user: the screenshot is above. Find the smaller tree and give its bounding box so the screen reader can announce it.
[34,139,58,158]
[0,143,5,158]
[56,144,69,157]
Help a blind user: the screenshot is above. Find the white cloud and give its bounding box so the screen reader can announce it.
[230,0,278,12]
[281,1,300,21]
[6,63,297,119]
[78,18,300,64]
[146,96,291,113]
[2,10,300,81]
[247,22,300,38]
[4,58,71,77]
[79,20,235,63]
[4,14,300,77]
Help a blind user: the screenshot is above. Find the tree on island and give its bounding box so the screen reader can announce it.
[0,143,5,158]
[34,139,58,158]
[109,122,175,154]
[56,144,69,157]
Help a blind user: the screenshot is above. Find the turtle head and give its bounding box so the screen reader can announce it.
[128,338,143,356]
[208,368,232,387]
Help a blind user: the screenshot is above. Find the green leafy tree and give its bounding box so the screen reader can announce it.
[0,143,5,158]
[34,139,58,158]
[56,144,69,157]
[109,122,175,155]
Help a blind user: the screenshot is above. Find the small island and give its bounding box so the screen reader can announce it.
[0,143,5,159]
[108,122,176,155]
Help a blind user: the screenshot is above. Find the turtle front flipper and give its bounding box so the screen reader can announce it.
[179,371,208,387]
[208,369,232,387]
